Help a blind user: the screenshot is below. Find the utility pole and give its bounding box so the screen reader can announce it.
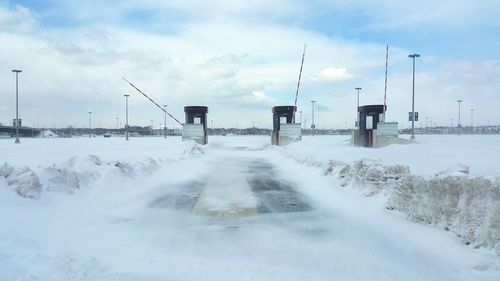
[12,69,22,144]
[408,53,420,140]
[124,94,130,140]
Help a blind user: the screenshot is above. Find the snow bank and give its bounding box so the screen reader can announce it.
[0,163,41,199]
[388,174,500,254]
[281,150,500,255]
[0,141,199,198]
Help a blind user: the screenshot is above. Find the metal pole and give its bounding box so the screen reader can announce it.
[355,87,361,128]
[12,69,22,143]
[211,120,214,135]
[311,100,316,136]
[124,94,130,140]
[470,109,474,131]
[457,100,462,135]
[88,111,92,138]
[116,117,119,129]
[163,105,167,138]
[408,54,420,140]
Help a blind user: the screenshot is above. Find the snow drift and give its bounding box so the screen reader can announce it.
[0,142,201,198]
[281,150,500,255]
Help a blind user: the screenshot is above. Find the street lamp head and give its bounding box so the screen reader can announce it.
[12,69,22,73]
[311,100,316,103]
[408,54,420,58]
[457,99,462,103]
[124,94,130,97]
[355,87,362,90]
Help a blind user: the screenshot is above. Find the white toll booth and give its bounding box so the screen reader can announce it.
[182,106,208,145]
[271,106,302,146]
[353,105,405,147]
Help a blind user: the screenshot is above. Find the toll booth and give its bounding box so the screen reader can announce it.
[182,106,208,145]
[354,105,385,147]
[271,106,302,146]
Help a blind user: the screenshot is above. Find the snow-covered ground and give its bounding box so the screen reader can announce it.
[0,135,499,280]
[286,134,500,177]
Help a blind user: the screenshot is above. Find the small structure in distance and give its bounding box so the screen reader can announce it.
[271,106,301,146]
[182,106,208,145]
[353,105,406,147]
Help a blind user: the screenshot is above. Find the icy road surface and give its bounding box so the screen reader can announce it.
[0,136,499,280]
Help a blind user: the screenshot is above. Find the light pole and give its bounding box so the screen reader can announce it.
[457,100,462,135]
[151,120,154,135]
[124,94,130,140]
[163,105,167,138]
[299,110,303,125]
[116,117,119,129]
[12,69,22,144]
[355,87,361,128]
[88,111,92,138]
[470,109,474,131]
[311,100,316,136]
[408,53,420,140]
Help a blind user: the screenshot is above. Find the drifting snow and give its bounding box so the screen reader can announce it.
[282,135,500,255]
[0,135,499,280]
[0,163,41,199]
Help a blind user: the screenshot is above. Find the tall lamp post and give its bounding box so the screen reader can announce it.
[408,53,420,140]
[457,100,462,135]
[355,87,362,128]
[88,111,92,138]
[311,100,316,136]
[116,117,119,129]
[12,69,22,144]
[470,109,474,132]
[124,94,130,141]
[163,104,167,138]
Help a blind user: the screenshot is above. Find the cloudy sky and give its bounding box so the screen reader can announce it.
[0,0,499,129]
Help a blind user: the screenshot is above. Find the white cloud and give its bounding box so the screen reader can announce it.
[0,4,37,32]
[317,67,347,81]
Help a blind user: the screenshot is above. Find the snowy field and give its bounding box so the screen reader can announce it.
[0,135,499,280]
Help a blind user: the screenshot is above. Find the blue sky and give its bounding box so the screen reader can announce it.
[1,0,499,128]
